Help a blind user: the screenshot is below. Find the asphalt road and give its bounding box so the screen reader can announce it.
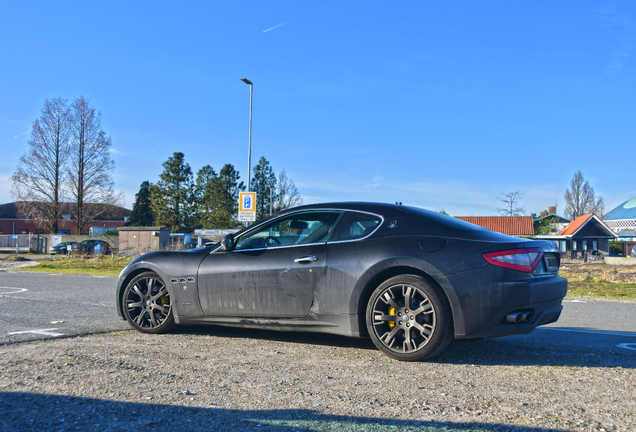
[1,270,635,357]
[0,271,129,344]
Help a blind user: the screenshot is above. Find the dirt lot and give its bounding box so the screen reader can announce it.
[560,261,636,281]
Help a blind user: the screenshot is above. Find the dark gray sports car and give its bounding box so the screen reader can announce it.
[116,202,567,361]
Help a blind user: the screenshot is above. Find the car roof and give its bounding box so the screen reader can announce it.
[279,202,408,215]
[272,202,515,241]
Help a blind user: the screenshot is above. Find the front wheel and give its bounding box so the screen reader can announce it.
[366,275,453,361]
[122,271,175,334]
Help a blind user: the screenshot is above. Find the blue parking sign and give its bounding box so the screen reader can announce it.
[239,192,256,212]
[238,192,256,221]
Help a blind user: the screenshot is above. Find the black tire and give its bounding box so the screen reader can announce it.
[122,271,175,334]
[366,275,453,361]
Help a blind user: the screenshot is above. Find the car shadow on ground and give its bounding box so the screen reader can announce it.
[178,324,377,351]
[173,325,636,369]
[1,392,569,432]
[437,337,636,369]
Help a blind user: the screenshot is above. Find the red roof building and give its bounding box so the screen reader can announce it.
[454,216,534,236]
[557,213,613,236]
[0,202,131,235]
[533,213,617,256]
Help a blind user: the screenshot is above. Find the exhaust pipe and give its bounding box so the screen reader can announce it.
[520,310,534,323]
[506,310,534,324]
[506,312,523,323]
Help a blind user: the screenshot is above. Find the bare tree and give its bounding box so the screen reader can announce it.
[591,195,607,219]
[564,171,606,219]
[10,98,71,233]
[496,190,525,216]
[67,96,120,234]
[275,169,303,212]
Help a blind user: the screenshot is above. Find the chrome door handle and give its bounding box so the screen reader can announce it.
[294,256,318,263]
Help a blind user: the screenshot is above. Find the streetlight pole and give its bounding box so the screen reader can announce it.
[240,78,253,192]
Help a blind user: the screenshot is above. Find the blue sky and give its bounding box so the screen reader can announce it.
[1,1,635,216]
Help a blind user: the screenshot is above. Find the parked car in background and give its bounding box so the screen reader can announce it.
[116,202,567,362]
[74,239,111,255]
[49,241,78,255]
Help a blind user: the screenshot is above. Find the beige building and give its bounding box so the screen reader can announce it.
[118,227,171,256]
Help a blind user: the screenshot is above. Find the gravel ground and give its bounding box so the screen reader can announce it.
[2,258,634,431]
[1,326,634,432]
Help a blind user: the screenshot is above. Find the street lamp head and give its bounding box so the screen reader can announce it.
[240,78,253,85]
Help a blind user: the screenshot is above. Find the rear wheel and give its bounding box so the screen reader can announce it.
[122,271,175,334]
[366,275,453,361]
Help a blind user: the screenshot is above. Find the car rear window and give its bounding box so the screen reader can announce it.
[401,207,485,232]
[329,211,382,242]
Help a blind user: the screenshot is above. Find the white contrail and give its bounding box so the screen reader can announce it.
[263,17,299,33]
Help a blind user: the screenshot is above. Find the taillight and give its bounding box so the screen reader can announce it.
[483,248,543,272]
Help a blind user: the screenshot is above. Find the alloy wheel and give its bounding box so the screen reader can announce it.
[123,272,174,333]
[366,275,452,361]
[371,283,436,353]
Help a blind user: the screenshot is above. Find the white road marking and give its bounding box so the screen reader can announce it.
[50,320,64,324]
[8,328,64,337]
[563,300,586,303]
[0,287,28,295]
[540,327,636,337]
[618,343,636,351]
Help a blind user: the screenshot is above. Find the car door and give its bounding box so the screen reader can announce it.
[197,210,342,318]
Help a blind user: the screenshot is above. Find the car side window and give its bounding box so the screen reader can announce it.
[329,211,382,242]
[234,211,342,250]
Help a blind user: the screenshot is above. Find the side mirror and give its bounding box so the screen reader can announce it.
[220,234,235,251]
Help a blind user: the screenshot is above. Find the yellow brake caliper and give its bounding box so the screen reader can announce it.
[388,305,396,329]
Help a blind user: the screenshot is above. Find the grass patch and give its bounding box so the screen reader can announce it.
[16,256,133,277]
[565,280,636,300]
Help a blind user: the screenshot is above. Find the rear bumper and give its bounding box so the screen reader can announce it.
[441,268,568,339]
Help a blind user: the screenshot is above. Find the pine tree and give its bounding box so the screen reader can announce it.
[208,164,245,228]
[150,152,194,232]
[194,165,218,228]
[250,157,277,220]
[129,181,154,226]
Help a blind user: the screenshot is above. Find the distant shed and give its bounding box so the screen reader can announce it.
[118,227,170,256]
